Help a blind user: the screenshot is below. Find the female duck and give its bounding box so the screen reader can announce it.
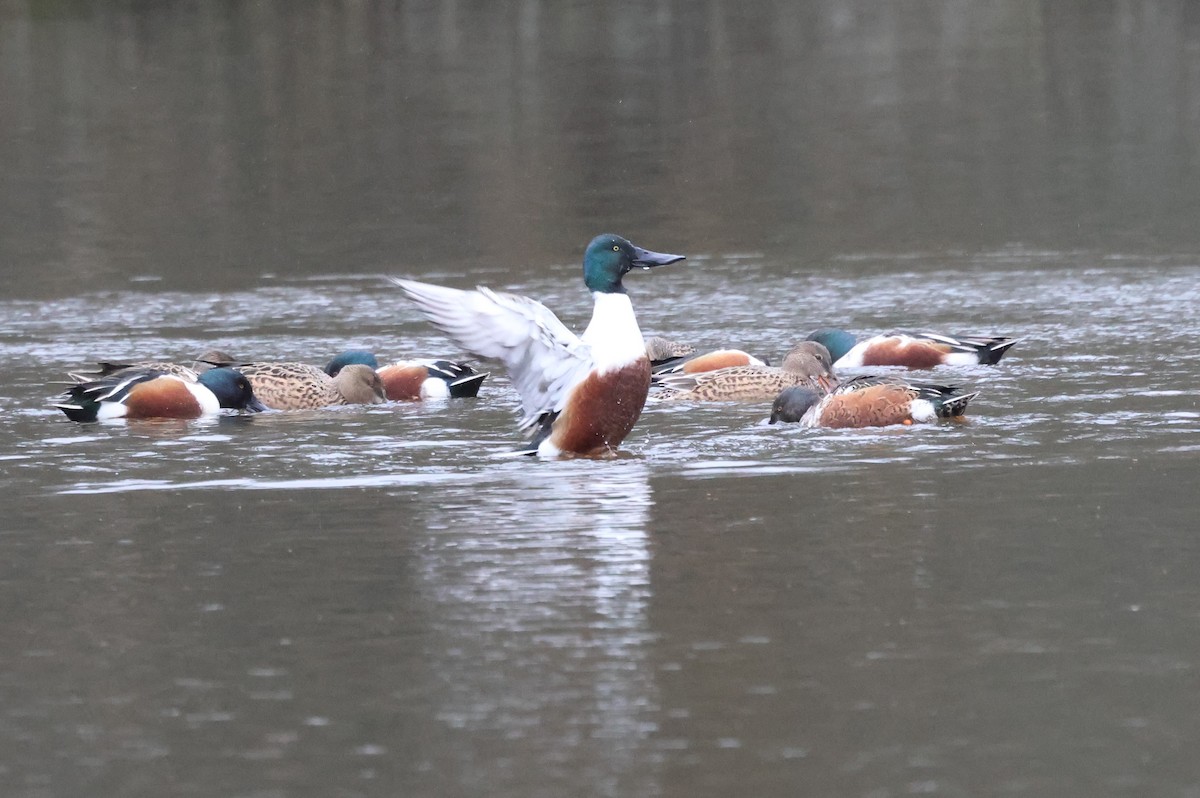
[653,341,835,401]
[234,362,386,410]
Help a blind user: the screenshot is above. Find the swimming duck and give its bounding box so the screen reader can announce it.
[652,347,768,377]
[653,341,835,401]
[235,362,386,410]
[392,233,685,456]
[66,349,239,383]
[769,375,978,428]
[53,367,266,422]
[323,350,488,400]
[806,329,1018,369]
[644,336,696,370]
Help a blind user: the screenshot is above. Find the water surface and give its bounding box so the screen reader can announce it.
[3,2,1200,797]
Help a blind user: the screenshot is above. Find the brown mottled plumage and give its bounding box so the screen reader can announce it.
[653,341,836,401]
[237,362,386,410]
[66,349,240,384]
[644,336,696,368]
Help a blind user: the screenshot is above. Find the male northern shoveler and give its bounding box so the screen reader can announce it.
[652,347,768,377]
[392,233,685,456]
[644,337,696,370]
[323,350,488,401]
[653,341,834,401]
[53,367,266,422]
[66,349,239,383]
[806,329,1018,369]
[769,375,978,428]
[235,362,386,410]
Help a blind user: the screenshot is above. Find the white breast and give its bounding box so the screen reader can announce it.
[580,292,646,373]
[187,381,223,414]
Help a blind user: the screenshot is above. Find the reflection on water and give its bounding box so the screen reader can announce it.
[3,252,1197,794]
[2,251,1194,794]
[409,463,658,793]
[6,3,1200,299]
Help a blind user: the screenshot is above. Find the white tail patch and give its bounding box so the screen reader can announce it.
[910,399,938,422]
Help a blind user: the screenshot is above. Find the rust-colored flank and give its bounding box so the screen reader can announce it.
[123,379,203,419]
[682,350,756,374]
[549,359,652,455]
[378,364,429,401]
[819,383,915,428]
[860,339,950,369]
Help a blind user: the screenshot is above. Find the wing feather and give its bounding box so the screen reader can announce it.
[391,278,595,429]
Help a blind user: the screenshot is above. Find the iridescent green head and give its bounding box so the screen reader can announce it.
[805,329,858,363]
[324,350,379,377]
[582,234,685,294]
[198,367,267,412]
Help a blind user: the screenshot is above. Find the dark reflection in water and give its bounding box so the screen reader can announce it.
[5,1,1200,299]
[3,2,1200,797]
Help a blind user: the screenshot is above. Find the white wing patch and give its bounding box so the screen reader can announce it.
[391,278,595,430]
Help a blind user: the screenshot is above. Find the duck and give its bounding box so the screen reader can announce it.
[53,367,266,422]
[234,362,386,410]
[769,375,978,428]
[643,336,695,370]
[652,341,835,401]
[651,347,768,377]
[391,233,685,456]
[66,349,239,383]
[806,329,1018,369]
[323,350,488,400]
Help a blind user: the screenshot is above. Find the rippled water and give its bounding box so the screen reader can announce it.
[5,2,1200,797]
[7,250,1199,493]
[4,251,1200,795]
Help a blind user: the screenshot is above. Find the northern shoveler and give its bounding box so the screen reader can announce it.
[323,350,488,400]
[653,341,834,401]
[235,362,386,410]
[806,329,1018,369]
[644,336,696,369]
[769,375,978,428]
[652,348,768,377]
[53,367,266,422]
[391,233,685,456]
[66,349,239,383]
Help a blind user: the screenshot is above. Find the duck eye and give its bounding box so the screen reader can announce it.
[613,245,620,251]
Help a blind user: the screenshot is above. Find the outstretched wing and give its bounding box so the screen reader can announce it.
[390,278,595,430]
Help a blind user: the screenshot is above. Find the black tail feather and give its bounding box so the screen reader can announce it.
[448,371,488,398]
[979,338,1019,365]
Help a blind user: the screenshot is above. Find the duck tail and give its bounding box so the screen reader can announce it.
[977,337,1019,365]
[915,333,1019,365]
[52,399,97,422]
[448,370,488,398]
[52,383,101,422]
[920,385,979,418]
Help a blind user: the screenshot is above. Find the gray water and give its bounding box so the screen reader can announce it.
[3,2,1200,796]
